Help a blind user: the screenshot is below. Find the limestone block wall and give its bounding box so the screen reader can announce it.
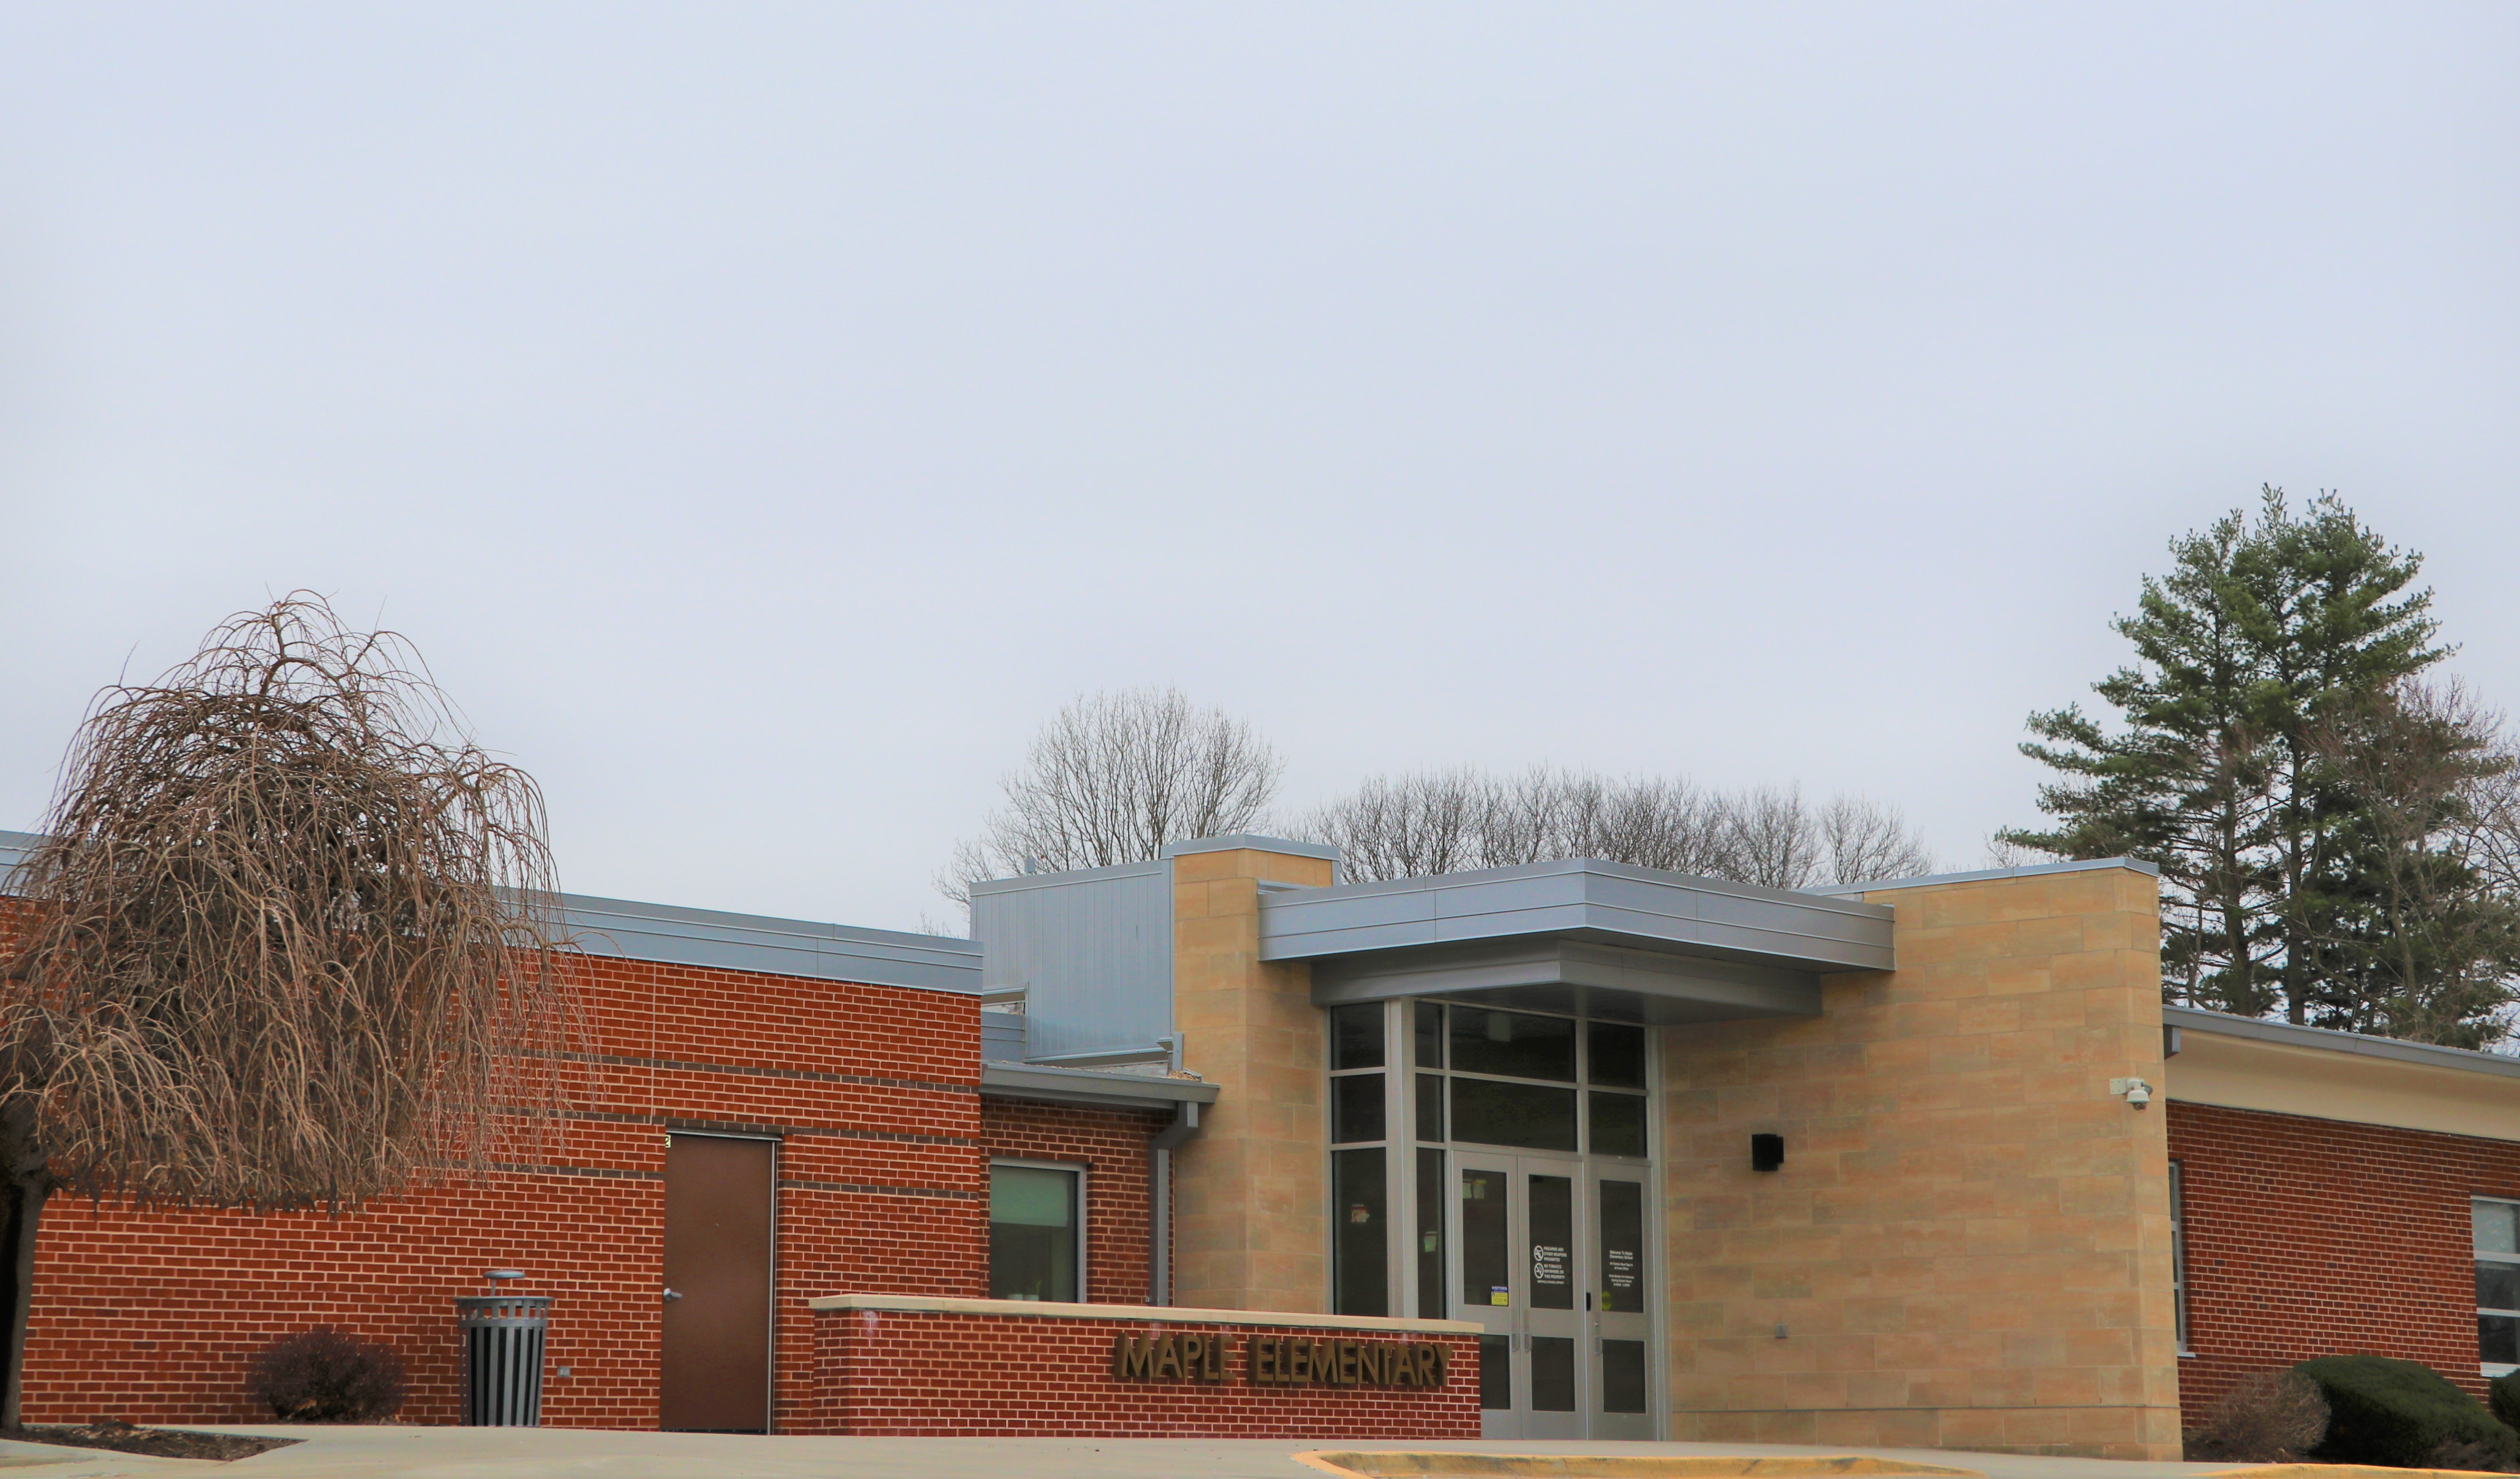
[1661,862,2181,1460]
[1170,844,1340,1313]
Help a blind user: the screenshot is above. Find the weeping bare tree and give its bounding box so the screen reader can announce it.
[1303,767,1935,889]
[0,595,578,1426]
[938,687,1282,910]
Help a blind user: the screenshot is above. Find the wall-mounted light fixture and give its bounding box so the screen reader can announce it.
[1750,1133,1785,1172]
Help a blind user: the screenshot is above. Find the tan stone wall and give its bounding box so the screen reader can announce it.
[1661,864,2181,1460]
[1170,845,1340,1313]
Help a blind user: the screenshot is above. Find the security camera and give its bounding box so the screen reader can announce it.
[2124,1080,2152,1109]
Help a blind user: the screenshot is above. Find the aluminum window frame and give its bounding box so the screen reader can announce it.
[988,1156,1089,1304]
[2477,1196,2520,1376]
[1325,1000,1404,1317]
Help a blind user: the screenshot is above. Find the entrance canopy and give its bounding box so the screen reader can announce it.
[1257,859,1895,1025]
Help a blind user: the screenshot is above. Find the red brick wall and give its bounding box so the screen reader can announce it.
[18,949,987,1432]
[980,1099,1166,1305]
[2167,1099,2520,1426]
[807,1306,1479,1437]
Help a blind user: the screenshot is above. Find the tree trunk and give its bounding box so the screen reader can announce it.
[0,1105,50,1431]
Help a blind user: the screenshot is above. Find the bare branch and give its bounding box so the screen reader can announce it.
[0,594,581,1211]
[940,687,1282,906]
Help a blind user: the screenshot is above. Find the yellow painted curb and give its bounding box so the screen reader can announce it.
[2210,1469,2515,1479]
[1296,1455,1985,1479]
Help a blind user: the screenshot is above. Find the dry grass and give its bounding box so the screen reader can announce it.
[0,594,579,1210]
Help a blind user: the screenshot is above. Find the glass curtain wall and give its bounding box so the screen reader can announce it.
[1329,998,1654,1322]
[1328,1002,1391,1315]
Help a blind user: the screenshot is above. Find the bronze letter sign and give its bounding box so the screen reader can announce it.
[1237,1335,1451,1390]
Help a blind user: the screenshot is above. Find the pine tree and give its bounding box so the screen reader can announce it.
[2003,488,2474,1035]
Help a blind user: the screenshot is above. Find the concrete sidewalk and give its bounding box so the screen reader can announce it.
[0,1429,2251,1479]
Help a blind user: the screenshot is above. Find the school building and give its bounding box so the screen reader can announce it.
[5,829,2519,1458]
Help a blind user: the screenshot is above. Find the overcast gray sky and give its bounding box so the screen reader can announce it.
[4,4,2514,931]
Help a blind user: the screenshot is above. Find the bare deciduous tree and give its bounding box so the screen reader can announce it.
[0,595,579,1425]
[939,687,1282,909]
[1303,767,1934,889]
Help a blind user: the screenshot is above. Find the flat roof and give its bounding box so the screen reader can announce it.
[0,829,982,997]
[1814,855,2160,896]
[2167,1004,2520,1083]
[1258,858,1895,973]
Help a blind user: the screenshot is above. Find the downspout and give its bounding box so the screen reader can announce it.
[1148,1034,1203,1306]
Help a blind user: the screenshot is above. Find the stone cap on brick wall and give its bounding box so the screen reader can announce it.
[807,1293,1479,1333]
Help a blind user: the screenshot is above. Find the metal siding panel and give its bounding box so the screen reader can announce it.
[1428,871,1586,920]
[1429,902,1594,943]
[1259,918,1443,957]
[1262,888,1439,937]
[973,862,1173,1062]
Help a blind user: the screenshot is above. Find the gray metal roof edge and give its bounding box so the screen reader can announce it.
[0,829,39,884]
[1268,856,1894,919]
[2164,1004,2520,1082]
[555,891,978,956]
[1814,856,2162,897]
[979,1060,1219,1107]
[1,830,983,996]
[1162,833,1342,862]
[969,857,1169,896]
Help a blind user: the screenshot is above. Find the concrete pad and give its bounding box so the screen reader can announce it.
[0,1430,2258,1479]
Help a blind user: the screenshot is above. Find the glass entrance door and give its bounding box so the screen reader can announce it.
[1453,1150,1583,1438]
[1453,1151,1656,1438]
[1590,1168,1654,1440]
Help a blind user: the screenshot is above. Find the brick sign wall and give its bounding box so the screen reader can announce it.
[806,1303,1479,1437]
[2168,1099,2520,1424]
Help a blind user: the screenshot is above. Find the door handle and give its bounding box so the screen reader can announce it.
[663,1288,684,1302]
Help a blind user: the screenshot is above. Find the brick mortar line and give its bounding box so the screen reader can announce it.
[566,1106,980,1147]
[566,1049,977,1097]
[781,1178,980,1201]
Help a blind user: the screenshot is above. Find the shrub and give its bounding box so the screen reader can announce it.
[2292,1354,2518,1469]
[2185,1371,2331,1462]
[245,1327,408,1422]
[2429,1438,2519,1474]
[2493,1370,2520,1434]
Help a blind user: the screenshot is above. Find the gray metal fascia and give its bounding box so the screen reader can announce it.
[559,894,983,995]
[1816,856,2161,897]
[1256,858,1893,974]
[1308,937,1822,1020]
[979,1060,1220,1111]
[1161,833,1342,862]
[0,830,36,890]
[1,829,984,996]
[2163,1004,2520,1082]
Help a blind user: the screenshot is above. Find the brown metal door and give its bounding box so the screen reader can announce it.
[660,1134,774,1431]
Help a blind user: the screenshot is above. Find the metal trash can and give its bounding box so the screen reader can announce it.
[456,1291,549,1426]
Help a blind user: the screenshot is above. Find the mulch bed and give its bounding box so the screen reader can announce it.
[7,1419,302,1461]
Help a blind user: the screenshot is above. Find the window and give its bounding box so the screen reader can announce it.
[1329,1003,1391,1315]
[1413,1003,1648,1158]
[2477,1199,2520,1372]
[989,1161,1081,1302]
[1333,1147,1389,1316]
